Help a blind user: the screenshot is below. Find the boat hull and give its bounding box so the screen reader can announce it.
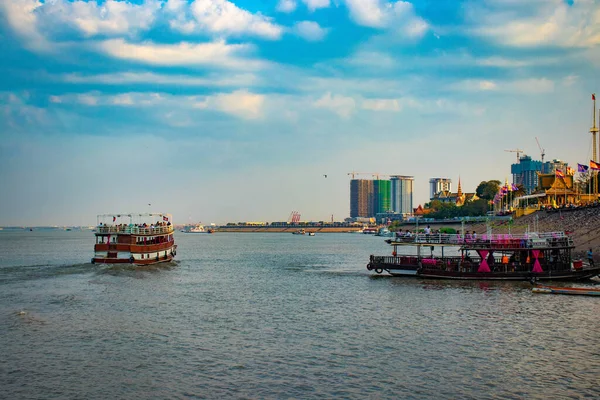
[92,254,175,265]
[532,286,600,296]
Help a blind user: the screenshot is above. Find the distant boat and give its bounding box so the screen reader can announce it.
[532,285,600,296]
[292,229,306,235]
[308,232,315,236]
[183,224,213,234]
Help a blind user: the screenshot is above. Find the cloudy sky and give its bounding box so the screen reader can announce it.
[1,0,599,226]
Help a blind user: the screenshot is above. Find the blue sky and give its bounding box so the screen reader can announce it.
[1,0,599,226]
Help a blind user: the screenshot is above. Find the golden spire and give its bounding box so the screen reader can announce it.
[457,176,463,197]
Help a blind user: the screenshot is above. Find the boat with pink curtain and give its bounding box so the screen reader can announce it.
[366,231,600,281]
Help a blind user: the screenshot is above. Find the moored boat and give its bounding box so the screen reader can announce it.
[92,213,177,265]
[532,285,600,296]
[367,231,600,281]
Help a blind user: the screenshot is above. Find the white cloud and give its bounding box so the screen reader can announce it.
[344,0,386,27]
[302,0,330,12]
[166,0,284,40]
[0,0,50,52]
[210,90,265,119]
[343,0,428,38]
[313,92,356,118]
[294,21,328,41]
[276,0,297,13]
[362,98,401,111]
[111,94,135,105]
[52,90,265,120]
[61,71,258,87]
[37,0,161,37]
[96,39,265,69]
[77,94,99,106]
[452,78,554,94]
[467,0,600,48]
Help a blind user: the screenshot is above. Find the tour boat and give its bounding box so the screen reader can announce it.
[532,285,600,296]
[183,224,213,233]
[367,231,600,281]
[92,213,177,265]
[292,229,306,235]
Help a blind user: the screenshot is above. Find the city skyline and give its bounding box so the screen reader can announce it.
[1,0,599,226]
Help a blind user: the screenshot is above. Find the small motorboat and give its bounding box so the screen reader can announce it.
[532,285,600,296]
[308,232,315,236]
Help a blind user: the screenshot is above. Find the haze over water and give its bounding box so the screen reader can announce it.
[1,230,600,399]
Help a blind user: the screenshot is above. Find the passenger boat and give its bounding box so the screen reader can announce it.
[92,213,177,265]
[532,285,600,296]
[292,229,306,235]
[367,231,600,281]
[183,224,213,233]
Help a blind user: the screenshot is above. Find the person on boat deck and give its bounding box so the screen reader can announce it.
[588,248,595,267]
[472,231,477,241]
[424,225,431,242]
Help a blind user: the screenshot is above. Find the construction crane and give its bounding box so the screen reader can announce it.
[504,148,524,161]
[347,172,381,179]
[535,137,545,163]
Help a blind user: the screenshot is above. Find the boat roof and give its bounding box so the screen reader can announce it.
[97,213,172,218]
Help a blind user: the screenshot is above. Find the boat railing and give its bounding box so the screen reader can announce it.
[391,232,572,248]
[96,225,174,235]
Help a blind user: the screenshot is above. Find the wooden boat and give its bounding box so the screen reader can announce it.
[92,213,177,265]
[532,285,600,296]
[367,231,600,281]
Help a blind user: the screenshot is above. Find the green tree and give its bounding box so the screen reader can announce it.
[476,180,501,200]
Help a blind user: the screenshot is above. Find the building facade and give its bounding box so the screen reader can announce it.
[390,176,414,215]
[511,155,542,194]
[429,178,452,200]
[373,180,391,215]
[349,179,374,218]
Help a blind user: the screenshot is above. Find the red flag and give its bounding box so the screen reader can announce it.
[113,216,116,222]
[590,160,600,170]
[163,216,168,221]
[555,169,565,178]
[593,94,596,101]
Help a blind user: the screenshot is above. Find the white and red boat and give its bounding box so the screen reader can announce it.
[92,213,177,265]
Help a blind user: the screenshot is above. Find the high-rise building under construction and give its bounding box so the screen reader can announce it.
[349,179,374,218]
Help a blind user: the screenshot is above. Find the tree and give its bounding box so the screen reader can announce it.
[476,180,501,200]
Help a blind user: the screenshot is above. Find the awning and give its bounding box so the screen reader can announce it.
[514,193,547,201]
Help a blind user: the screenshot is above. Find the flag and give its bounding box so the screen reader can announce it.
[594,93,596,101]
[591,160,600,170]
[163,216,169,222]
[511,183,519,191]
[567,167,575,176]
[555,169,564,178]
[113,216,116,222]
[578,163,589,172]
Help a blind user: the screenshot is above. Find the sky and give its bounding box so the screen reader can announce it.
[1,0,599,226]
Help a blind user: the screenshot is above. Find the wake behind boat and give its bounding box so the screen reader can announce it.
[367,231,600,281]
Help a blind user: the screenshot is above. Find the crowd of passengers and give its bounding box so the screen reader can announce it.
[541,201,600,212]
[99,221,172,231]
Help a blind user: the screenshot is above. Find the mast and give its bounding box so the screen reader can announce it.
[592,94,599,194]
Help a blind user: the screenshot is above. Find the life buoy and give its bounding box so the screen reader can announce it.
[392,251,397,257]
[367,263,373,271]
[129,256,135,263]
[375,268,383,274]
